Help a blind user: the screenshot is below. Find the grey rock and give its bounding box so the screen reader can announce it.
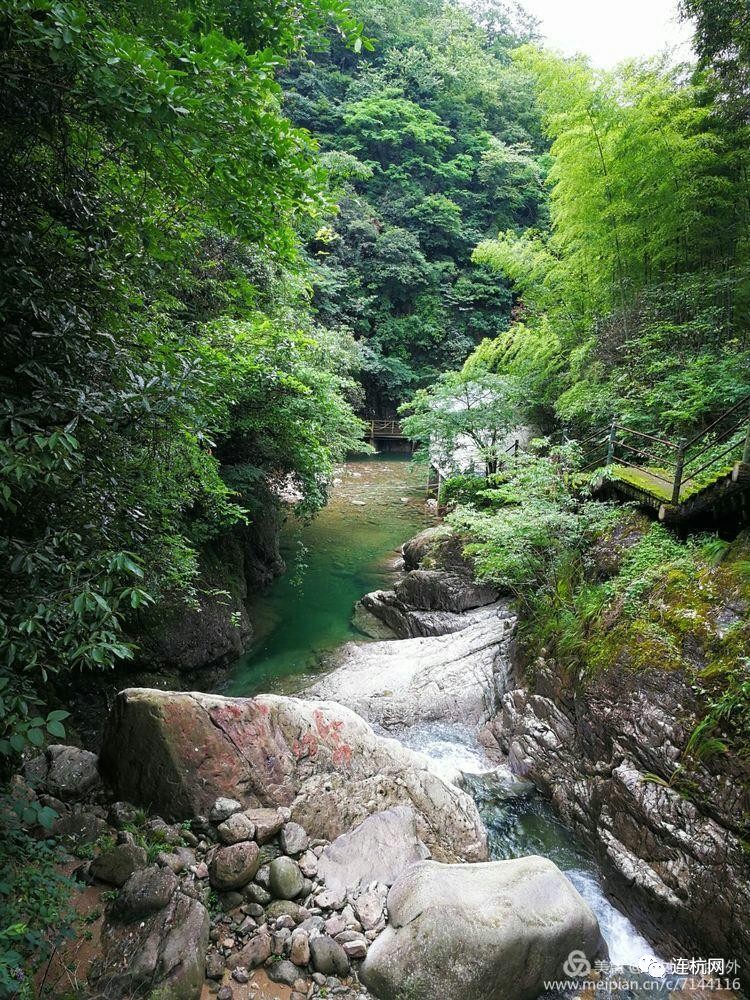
[91,842,148,887]
[298,849,319,878]
[299,915,326,937]
[23,745,101,801]
[360,858,605,1000]
[52,809,108,846]
[266,899,307,922]
[281,821,309,855]
[205,950,225,980]
[360,589,506,639]
[254,864,271,890]
[318,807,429,895]
[209,842,260,891]
[210,797,242,823]
[290,928,311,966]
[227,925,272,971]
[232,966,249,984]
[217,812,255,845]
[342,937,367,960]
[144,816,181,845]
[114,865,178,919]
[109,801,139,827]
[310,935,349,977]
[395,569,498,613]
[269,856,305,900]
[92,890,209,999]
[353,884,387,932]
[244,882,271,905]
[244,807,283,844]
[268,959,300,986]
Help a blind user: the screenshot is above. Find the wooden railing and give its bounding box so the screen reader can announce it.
[575,393,750,504]
[366,419,405,438]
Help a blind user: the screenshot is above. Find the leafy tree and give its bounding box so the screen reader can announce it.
[400,368,518,474]
[282,0,548,410]
[0,0,365,773]
[681,0,750,121]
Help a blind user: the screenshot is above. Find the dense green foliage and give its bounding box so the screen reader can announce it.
[412,2,750,791]
[472,43,750,435]
[282,0,548,410]
[0,0,369,768]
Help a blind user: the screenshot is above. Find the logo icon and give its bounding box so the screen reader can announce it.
[563,950,592,978]
[637,955,667,978]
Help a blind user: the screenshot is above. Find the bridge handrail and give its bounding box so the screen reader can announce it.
[575,394,750,504]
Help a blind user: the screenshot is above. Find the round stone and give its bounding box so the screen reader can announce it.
[269,856,305,900]
[209,841,261,891]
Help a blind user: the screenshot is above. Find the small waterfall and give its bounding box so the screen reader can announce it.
[394,720,660,971]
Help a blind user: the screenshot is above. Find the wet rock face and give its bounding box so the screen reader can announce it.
[492,661,750,983]
[360,857,606,1000]
[99,688,487,863]
[310,606,516,732]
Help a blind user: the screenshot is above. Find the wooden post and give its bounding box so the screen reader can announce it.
[606,420,617,465]
[513,439,519,461]
[672,438,687,506]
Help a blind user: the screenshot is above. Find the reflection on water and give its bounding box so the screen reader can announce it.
[224,455,433,697]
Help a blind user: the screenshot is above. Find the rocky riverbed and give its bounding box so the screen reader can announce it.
[12,520,749,999]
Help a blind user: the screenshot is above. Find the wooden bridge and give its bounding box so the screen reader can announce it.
[575,394,750,529]
[364,419,413,450]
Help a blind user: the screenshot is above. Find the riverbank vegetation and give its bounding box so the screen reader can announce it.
[412,0,750,767]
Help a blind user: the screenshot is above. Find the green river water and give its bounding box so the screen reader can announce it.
[226,455,433,697]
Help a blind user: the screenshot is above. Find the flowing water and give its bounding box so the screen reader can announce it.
[226,456,660,980]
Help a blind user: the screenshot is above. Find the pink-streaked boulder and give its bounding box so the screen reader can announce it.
[99,689,487,863]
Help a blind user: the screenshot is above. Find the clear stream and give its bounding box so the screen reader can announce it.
[225,456,658,976]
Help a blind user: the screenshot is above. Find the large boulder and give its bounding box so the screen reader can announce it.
[91,889,209,999]
[308,609,516,731]
[99,689,487,863]
[402,525,466,572]
[359,589,507,640]
[91,842,148,887]
[395,569,499,613]
[360,857,606,1000]
[317,807,430,895]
